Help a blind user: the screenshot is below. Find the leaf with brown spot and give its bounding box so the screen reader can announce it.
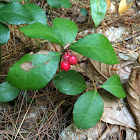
[20,62,34,72]
[7,51,61,90]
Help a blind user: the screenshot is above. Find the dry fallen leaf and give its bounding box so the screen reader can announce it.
[60,123,138,140]
[118,0,135,14]
[127,66,140,131]
[60,122,106,140]
[100,91,137,130]
[106,0,111,10]
[8,25,42,46]
[90,59,135,84]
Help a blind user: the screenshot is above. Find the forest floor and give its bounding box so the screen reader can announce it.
[0,0,140,139]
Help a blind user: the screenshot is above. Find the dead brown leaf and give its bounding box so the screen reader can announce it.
[90,59,135,83]
[60,123,138,140]
[100,91,136,130]
[8,25,42,46]
[106,0,111,10]
[118,0,135,14]
[127,66,140,131]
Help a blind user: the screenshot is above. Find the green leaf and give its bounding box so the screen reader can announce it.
[47,0,71,8]
[19,23,63,45]
[47,0,61,8]
[7,51,61,90]
[23,3,47,25]
[100,75,127,98]
[0,82,20,102]
[60,0,72,8]
[90,0,107,27]
[0,2,34,25]
[0,22,10,45]
[69,34,119,64]
[80,8,88,17]
[0,1,7,22]
[53,70,86,95]
[0,1,7,9]
[53,18,78,46]
[73,91,104,129]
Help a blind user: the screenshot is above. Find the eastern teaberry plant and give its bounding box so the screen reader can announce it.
[0,1,127,130]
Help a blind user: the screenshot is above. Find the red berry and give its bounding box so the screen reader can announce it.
[60,61,70,72]
[63,52,71,61]
[68,55,78,65]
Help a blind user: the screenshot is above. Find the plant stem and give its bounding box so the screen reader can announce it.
[94,26,97,33]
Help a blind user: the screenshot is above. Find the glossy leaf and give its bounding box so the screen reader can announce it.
[0,2,34,25]
[90,0,107,26]
[53,18,78,46]
[80,8,88,17]
[100,75,127,98]
[47,0,61,8]
[0,23,10,44]
[53,70,86,95]
[0,82,20,102]
[60,0,72,8]
[23,3,47,25]
[7,51,61,90]
[47,0,71,8]
[19,23,63,45]
[69,34,119,64]
[0,1,7,9]
[73,91,104,129]
[0,1,6,22]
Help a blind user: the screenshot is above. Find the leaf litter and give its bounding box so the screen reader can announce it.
[0,0,140,139]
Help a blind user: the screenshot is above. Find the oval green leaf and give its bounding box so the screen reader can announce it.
[73,91,104,129]
[53,70,86,95]
[53,18,78,46]
[69,34,119,64]
[0,23,10,44]
[23,3,47,25]
[47,0,71,8]
[0,2,34,25]
[19,23,63,45]
[90,0,107,27]
[7,51,61,90]
[0,82,20,102]
[100,75,127,98]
